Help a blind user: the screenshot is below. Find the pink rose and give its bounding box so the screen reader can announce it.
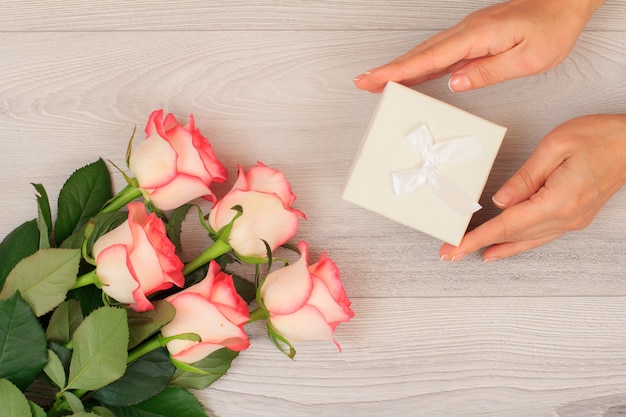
[208,162,305,258]
[259,241,354,350]
[129,110,228,211]
[93,202,184,312]
[161,261,250,363]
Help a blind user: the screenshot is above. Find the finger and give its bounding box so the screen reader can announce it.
[481,233,562,262]
[440,197,558,261]
[447,34,554,92]
[491,135,566,209]
[354,29,480,92]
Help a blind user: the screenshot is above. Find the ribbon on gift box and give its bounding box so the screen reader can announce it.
[391,123,487,217]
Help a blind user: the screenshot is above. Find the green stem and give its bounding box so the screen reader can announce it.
[247,307,269,324]
[127,334,162,364]
[47,396,70,417]
[100,184,143,214]
[182,239,232,276]
[72,269,97,290]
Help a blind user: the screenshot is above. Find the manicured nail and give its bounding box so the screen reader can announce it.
[448,74,471,92]
[353,68,377,82]
[450,253,466,262]
[440,253,450,262]
[483,257,499,263]
[492,185,515,208]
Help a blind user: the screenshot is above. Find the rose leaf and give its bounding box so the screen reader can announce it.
[0,248,81,317]
[92,347,175,406]
[108,386,209,417]
[66,306,128,392]
[0,219,39,290]
[55,158,113,245]
[0,378,32,417]
[0,293,48,390]
[169,348,239,390]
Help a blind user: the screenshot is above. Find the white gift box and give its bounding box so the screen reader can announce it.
[343,81,507,246]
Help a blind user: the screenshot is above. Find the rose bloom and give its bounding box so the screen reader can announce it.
[259,241,354,350]
[129,109,228,211]
[161,261,250,363]
[92,202,184,312]
[208,162,305,258]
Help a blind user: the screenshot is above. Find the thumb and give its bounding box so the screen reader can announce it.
[492,142,561,209]
[448,52,531,92]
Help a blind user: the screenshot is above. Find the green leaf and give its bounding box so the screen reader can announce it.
[65,307,128,392]
[28,400,47,417]
[32,183,53,249]
[55,159,113,245]
[49,342,72,377]
[93,348,175,406]
[46,299,84,345]
[90,406,117,417]
[169,348,238,390]
[127,301,175,349]
[0,378,31,417]
[71,413,102,417]
[0,219,39,291]
[44,349,67,389]
[165,204,193,252]
[232,275,256,304]
[108,386,209,417]
[0,248,81,317]
[63,390,84,413]
[69,284,106,317]
[0,293,48,389]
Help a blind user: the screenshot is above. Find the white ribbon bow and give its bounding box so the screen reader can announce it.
[391,124,486,217]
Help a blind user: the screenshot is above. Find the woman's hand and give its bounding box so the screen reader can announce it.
[439,114,626,262]
[354,0,604,93]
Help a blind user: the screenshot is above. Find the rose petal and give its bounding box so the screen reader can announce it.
[308,253,350,304]
[92,220,132,259]
[129,135,178,189]
[147,174,217,210]
[162,292,250,363]
[270,305,335,344]
[261,249,313,315]
[246,163,295,206]
[307,276,354,324]
[224,190,301,256]
[96,245,153,312]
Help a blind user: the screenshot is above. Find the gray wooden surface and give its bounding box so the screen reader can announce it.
[1,1,625,416]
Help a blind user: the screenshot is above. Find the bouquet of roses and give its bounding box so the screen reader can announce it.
[0,110,354,417]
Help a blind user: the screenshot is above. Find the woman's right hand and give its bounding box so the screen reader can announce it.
[354,0,604,93]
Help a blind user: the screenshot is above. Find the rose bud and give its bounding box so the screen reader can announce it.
[92,202,185,312]
[259,241,354,350]
[129,110,228,211]
[208,162,305,258]
[161,261,250,363]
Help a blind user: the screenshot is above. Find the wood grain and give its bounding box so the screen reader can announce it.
[1,0,624,31]
[198,297,626,417]
[1,30,624,297]
[1,1,625,416]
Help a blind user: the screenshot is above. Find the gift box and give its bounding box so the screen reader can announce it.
[342,81,507,246]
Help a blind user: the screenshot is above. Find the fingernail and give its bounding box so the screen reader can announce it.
[440,253,449,262]
[353,69,376,82]
[450,253,466,262]
[492,185,515,208]
[483,257,499,263]
[448,74,471,92]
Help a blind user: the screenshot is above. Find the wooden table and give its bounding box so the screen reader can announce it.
[1,1,625,416]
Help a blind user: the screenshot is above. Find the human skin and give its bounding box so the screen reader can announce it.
[353,0,626,261]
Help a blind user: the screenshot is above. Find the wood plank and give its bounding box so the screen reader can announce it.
[1,31,624,297]
[198,297,626,417]
[0,0,624,32]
